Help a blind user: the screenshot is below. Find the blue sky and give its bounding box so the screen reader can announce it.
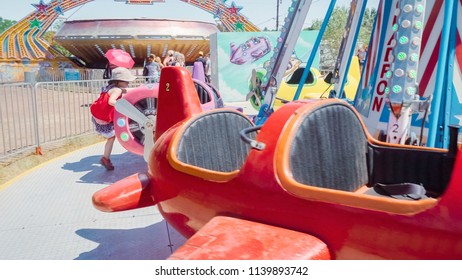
[2,0,380,31]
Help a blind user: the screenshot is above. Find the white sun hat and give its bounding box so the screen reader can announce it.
[110,67,137,82]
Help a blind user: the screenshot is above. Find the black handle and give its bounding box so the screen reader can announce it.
[240,125,265,151]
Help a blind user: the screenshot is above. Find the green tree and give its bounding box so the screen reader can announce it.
[42,30,71,57]
[307,7,376,62]
[43,19,73,57]
[358,7,377,47]
[0,17,17,35]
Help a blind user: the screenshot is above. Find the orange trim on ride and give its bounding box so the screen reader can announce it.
[276,99,439,215]
[167,108,252,182]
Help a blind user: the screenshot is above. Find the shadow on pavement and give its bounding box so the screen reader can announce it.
[62,152,148,185]
[75,221,186,260]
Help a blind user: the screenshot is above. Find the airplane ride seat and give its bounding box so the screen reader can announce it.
[195,82,211,104]
[277,99,443,213]
[288,100,369,192]
[175,109,256,174]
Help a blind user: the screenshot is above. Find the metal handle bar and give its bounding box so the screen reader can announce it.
[239,125,265,151]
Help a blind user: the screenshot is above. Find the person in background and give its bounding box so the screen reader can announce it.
[195,51,206,73]
[163,50,175,66]
[90,67,137,170]
[144,54,161,83]
[155,56,164,69]
[204,53,212,83]
[357,45,367,72]
[174,52,185,67]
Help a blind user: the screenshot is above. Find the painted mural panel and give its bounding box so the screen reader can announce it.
[211,31,319,102]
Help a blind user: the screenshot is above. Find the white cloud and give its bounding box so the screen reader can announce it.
[218,77,248,102]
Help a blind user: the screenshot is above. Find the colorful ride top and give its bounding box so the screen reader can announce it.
[0,0,94,64]
[0,0,260,64]
[354,0,462,149]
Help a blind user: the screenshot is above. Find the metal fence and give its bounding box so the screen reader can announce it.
[32,68,106,83]
[0,83,37,158]
[0,77,147,160]
[0,66,109,84]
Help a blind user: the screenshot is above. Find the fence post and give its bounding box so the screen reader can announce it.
[32,83,42,155]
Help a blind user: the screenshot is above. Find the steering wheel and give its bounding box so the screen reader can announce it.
[114,83,158,161]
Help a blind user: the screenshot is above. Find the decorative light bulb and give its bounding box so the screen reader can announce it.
[408,70,417,79]
[399,36,409,44]
[403,4,413,13]
[395,68,405,77]
[120,132,130,142]
[406,87,417,96]
[392,85,402,93]
[397,52,407,61]
[401,20,411,28]
[117,118,126,127]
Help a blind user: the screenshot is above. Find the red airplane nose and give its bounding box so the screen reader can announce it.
[92,173,156,212]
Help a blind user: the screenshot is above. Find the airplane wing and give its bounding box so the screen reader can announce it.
[168,216,331,260]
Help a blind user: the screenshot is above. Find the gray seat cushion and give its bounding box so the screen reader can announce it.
[177,111,255,172]
[289,103,369,191]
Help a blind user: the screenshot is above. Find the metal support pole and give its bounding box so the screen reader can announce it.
[294,0,337,101]
[276,0,280,31]
[427,0,455,147]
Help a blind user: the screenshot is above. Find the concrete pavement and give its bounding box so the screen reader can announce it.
[0,141,186,260]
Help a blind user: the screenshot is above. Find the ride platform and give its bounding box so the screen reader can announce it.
[0,141,186,260]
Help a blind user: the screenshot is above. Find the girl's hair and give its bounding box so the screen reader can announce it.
[103,63,112,79]
[103,62,119,79]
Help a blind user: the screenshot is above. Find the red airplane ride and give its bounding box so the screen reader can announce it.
[92,67,462,260]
